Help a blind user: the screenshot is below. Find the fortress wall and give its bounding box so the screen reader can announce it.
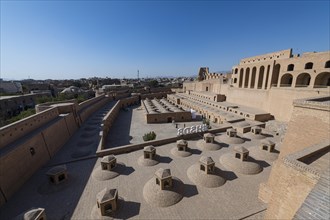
[259,97,329,219]
[0,108,59,149]
[96,125,231,156]
[277,99,330,159]
[63,113,78,136]
[41,116,71,157]
[223,86,328,122]
[0,132,51,204]
[0,95,114,205]
[262,158,318,219]
[35,99,76,113]
[99,96,140,150]
[79,95,109,122]
[77,94,105,112]
[141,91,173,100]
[267,87,329,121]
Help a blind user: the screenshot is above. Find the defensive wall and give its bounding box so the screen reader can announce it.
[183,80,329,122]
[258,96,330,219]
[98,96,140,151]
[0,94,111,206]
[183,50,330,122]
[96,125,231,157]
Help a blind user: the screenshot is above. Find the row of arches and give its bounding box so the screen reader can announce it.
[280,72,330,88]
[234,63,330,89]
[233,60,330,74]
[237,65,271,89]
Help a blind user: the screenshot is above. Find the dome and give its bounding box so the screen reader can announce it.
[144,146,155,153]
[155,168,171,179]
[199,156,215,165]
[97,188,118,203]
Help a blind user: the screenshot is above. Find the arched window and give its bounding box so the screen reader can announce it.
[325,61,330,68]
[287,64,294,71]
[234,78,237,83]
[280,73,293,87]
[235,68,238,74]
[305,62,313,69]
[296,73,311,87]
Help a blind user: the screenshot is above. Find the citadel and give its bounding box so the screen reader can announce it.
[0,49,329,219]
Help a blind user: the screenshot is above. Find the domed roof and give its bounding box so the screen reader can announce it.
[204,133,214,138]
[234,146,249,153]
[101,155,116,163]
[199,156,215,165]
[261,139,275,146]
[176,139,188,145]
[24,208,45,220]
[227,128,237,132]
[144,145,156,152]
[96,188,118,203]
[155,168,171,179]
[46,165,67,176]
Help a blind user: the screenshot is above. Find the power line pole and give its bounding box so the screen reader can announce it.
[137,70,139,80]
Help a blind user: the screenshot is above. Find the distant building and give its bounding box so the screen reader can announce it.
[0,81,23,94]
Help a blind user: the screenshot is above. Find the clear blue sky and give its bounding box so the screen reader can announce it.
[1,0,329,80]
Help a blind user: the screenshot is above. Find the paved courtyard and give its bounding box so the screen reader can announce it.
[0,102,281,219]
[105,105,208,148]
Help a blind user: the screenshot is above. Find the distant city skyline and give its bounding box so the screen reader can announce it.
[1,1,329,80]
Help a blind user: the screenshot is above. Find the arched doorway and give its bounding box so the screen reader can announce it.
[257,66,265,89]
[280,73,293,87]
[239,68,244,88]
[244,68,250,88]
[271,64,280,87]
[250,67,257,88]
[296,73,311,87]
[314,72,330,88]
[264,65,270,89]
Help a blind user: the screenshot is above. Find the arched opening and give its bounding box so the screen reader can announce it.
[233,78,237,83]
[239,68,244,88]
[325,61,330,68]
[250,67,257,88]
[296,73,311,87]
[287,64,294,71]
[206,86,208,92]
[244,68,250,88]
[235,68,238,74]
[258,66,264,89]
[314,72,330,88]
[305,62,313,69]
[271,64,280,87]
[264,65,270,89]
[280,73,293,87]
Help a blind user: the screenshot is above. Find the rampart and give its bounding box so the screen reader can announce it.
[96,125,231,157]
[98,96,140,151]
[258,96,330,219]
[0,95,112,206]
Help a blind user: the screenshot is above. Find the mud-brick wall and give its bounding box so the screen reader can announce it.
[0,113,77,206]
[262,158,318,219]
[79,95,109,122]
[0,133,50,204]
[0,108,59,149]
[259,98,330,219]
